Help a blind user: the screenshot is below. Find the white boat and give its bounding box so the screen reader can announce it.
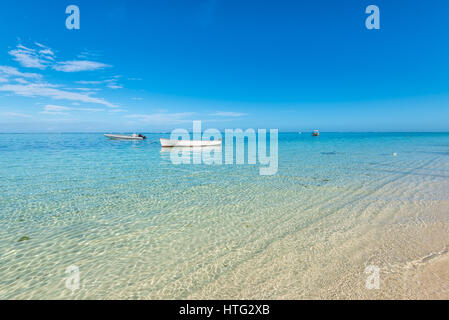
[312,130,320,137]
[105,134,146,140]
[160,138,222,147]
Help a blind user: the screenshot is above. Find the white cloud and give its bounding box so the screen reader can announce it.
[0,66,42,79]
[34,43,56,59]
[77,50,102,59]
[0,84,118,108]
[1,43,120,112]
[39,49,55,58]
[107,83,123,89]
[53,60,111,72]
[0,112,32,118]
[77,107,105,112]
[75,80,103,85]
[40,104,105,115]
[75,78,123,89]
[44,105,70,111]
[8,45,50,69]
[126,112,195,124]
[14,78,29,84]
[210,111,247,117]
[73,87,100,92]
[34,42,47,49]
[40,105,71,115]
[8,43,112,75]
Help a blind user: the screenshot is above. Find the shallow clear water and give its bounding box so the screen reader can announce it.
[1,133,449,299]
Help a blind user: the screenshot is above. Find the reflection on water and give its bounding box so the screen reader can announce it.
[160,146,223,165]
[160,146,223,153]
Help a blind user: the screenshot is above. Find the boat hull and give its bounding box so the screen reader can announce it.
[104,134,144,140]
[160,138,222,147]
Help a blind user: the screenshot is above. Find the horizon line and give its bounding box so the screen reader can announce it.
[2,131,449,134]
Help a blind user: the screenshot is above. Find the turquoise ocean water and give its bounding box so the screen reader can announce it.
[1,133,449,299]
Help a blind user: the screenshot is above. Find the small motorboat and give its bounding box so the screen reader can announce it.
[312,130,320,137]
[160,138,222,147]
[105,133,147,140]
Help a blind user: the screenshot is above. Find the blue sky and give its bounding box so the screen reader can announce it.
[0,0,448,132]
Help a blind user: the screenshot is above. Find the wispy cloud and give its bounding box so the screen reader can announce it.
[77,50,103,59]
[40,104,71,115]
[1,42,120,108]
[34,42,47,48]
[34,42,56,59]
[8,44,51,69]
[8,43,112,74]
[75,107,105,112]
[107,83,123,89]
[39,48,55,58]
[14,78,30,84]
[210,111,247,117]
[73,87,100,92]
[0,84,118,108]
[75,78,123,89]
[40,104,105,115]
[53,60,111,72]
[75,80,103,85]
[0,66,42,79]
[2,42,127,119]
[0,112,32,118]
